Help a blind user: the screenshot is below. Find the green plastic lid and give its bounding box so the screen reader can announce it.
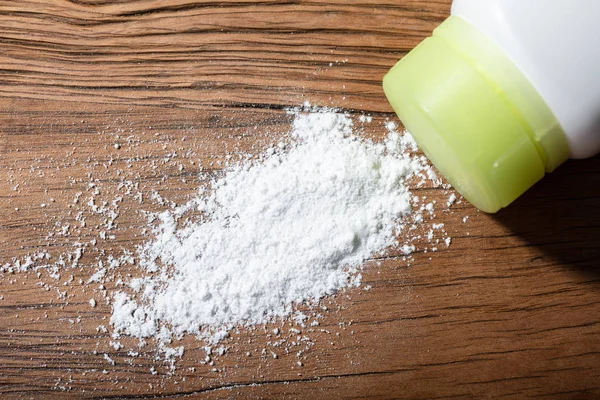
[383,16,570,213]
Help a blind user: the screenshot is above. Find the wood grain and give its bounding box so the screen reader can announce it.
[1,0,600,399]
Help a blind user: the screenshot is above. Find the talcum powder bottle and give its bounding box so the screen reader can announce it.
[383,0,600,212]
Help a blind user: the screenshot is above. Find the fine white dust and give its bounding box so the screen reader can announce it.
[111,108,436,343]
[2,105,463,370]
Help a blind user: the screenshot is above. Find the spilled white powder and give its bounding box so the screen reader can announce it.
[110,108,436,342]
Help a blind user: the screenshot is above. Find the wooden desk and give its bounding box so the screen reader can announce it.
[1,1,599,398]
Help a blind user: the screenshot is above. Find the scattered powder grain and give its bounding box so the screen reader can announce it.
[2,104,461,368]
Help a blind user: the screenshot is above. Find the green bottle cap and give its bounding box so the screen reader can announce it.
[383,16,570,213]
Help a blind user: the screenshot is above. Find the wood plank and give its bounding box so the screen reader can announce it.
[1,0,600,398]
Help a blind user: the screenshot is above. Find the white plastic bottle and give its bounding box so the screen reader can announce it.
[383,0,600,213]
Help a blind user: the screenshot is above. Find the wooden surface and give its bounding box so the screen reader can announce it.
[1,1,600,398]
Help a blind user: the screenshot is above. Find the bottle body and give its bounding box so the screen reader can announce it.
[453,0,600,159]
[383,1,600,212]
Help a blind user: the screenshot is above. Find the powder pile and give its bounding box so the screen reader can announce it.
[111,107,439,343]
